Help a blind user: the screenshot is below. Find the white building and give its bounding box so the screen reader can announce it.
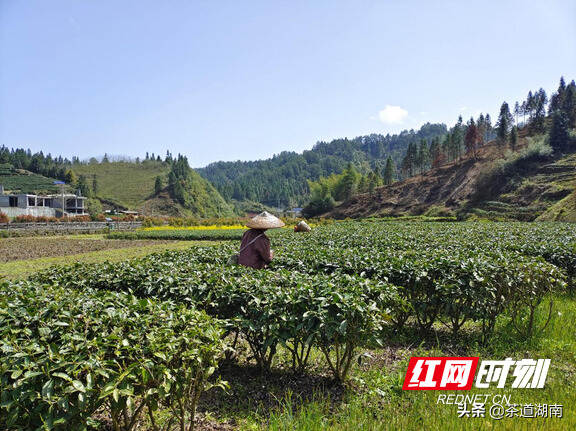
[0,184,87,218]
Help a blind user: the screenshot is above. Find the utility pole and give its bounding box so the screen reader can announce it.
[53,181,66,218]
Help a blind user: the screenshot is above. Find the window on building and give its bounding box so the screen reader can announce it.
[9,196,17,207]
[28,197,35,206]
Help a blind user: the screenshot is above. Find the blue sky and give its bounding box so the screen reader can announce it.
[1,0,574,167]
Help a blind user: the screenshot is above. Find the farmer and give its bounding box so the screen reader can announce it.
[294,220,311,232]
[238,211,285,269]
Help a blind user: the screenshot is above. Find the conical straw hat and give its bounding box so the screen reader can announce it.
[246,211,285,229]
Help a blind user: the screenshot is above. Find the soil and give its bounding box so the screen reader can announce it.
[0,236,174,263]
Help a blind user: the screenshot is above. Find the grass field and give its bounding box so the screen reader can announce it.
[71,160,169,208]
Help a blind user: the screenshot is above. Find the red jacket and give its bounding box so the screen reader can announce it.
[238,229,272,269]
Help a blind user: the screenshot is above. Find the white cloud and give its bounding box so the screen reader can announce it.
[378,105,408,124]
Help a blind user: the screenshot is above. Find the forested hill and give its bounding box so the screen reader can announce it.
[197,123,447,207]
[328,77,576,221]
[0,148,234,218]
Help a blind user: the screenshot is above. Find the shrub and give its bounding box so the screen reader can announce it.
[143,216,166,227]
[86,198,103,220]
[423,206,455,218]
[472,136,553,202]
[12,214,93,223]
[0,281,226,430]
[506,259,566,339]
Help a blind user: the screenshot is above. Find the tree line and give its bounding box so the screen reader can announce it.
[302,162,395,216]
[0,147,177,190]
[397,77,576,179]
[304,77,576,216]
[198,123,447,208]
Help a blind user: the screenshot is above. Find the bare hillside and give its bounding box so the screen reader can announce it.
[329,134,576,220]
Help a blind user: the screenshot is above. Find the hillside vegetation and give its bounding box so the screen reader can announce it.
[72,161,168,208]
[537,187,576,221]
[198,123,448,207]
[327,77,576,221]
[0,163,61,194]
[72,159,233,217]
[330,133,576,221]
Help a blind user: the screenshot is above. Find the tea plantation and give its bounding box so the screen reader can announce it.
[2,221,575,429]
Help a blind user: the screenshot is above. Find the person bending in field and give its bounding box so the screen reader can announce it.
[238,211,285,269]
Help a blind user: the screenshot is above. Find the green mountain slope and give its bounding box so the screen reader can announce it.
[198,123,448,207]
[0,164,62,194]
[536,189,576,221]
[72,161,168,208]
[72,160,233,217]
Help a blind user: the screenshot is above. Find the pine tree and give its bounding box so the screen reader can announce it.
[525,91,535,121]
[154,176,163,195]
[510,126,518,152]
[452,116,464,159]
[340,164,358,200]
[464,118,480,158]
[514,102,520,126]
[77,175,91,197]
[549,77,566,113]
[92,174,98,196]
[477,114,486,147]
[401,142,418,177]
[496,102,514,146]
[429,137,443,168]
[485,114,493,141]
[549,111,570,153]
[358,175,368,194]
[383,156,395,185]
[531,88,548,132]
[520,101,527,125]
[563,81,576,128]
[418,139,430,173]
[367,170,382,195]
[65,169,77,186]
[368,173,377,195]
[441,134,452,162]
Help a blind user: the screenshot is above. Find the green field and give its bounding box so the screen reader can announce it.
[71,160,169,208]
[2,221,575,430]
[0,165,60,194]
[107,228,247,241]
